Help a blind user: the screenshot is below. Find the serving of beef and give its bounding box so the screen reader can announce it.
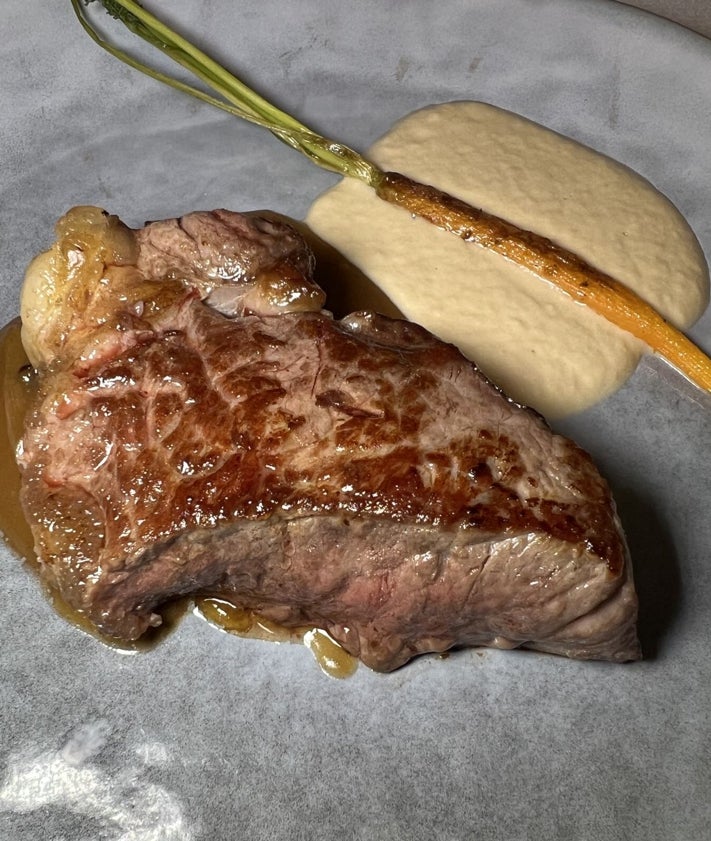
[17,207,639,672]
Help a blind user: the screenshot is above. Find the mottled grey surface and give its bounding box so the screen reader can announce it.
[622,0,711,37]
[1,2,710,840]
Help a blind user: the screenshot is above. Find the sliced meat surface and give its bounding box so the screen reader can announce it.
[135,209,324,316]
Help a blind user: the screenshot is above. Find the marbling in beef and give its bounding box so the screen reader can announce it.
[17,207,639,671]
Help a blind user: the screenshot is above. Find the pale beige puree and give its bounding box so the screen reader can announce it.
[306,102,708,417]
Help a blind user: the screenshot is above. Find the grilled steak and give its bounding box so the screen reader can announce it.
[18,207,639,671]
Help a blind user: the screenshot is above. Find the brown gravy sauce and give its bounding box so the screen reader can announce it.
[194,598,358,679]
[0,319,35,563]
[0,312,359,678]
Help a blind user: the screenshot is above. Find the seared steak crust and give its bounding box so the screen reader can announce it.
[18,209,639,671]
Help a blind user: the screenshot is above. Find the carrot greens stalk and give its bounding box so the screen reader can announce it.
[72,0,379,183]
[72,0,711,394]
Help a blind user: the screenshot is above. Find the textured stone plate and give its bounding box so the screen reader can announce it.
[0,2,709,839]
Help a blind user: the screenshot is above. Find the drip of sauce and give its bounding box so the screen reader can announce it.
[0,319,357,675]
[194,598,358,679]
[303,628,359,679]
[306,101,709,417]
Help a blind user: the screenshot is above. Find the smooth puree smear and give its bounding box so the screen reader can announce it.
[307,102,709,417]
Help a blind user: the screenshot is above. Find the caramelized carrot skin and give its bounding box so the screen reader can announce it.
[375,171,711,393]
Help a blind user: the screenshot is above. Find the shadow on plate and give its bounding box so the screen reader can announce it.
[613,485,682,660]
[258,211,404,320]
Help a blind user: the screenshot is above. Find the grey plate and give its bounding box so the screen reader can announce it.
[1,2,709,840]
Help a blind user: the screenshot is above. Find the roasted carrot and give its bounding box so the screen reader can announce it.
[375,172,711,392]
